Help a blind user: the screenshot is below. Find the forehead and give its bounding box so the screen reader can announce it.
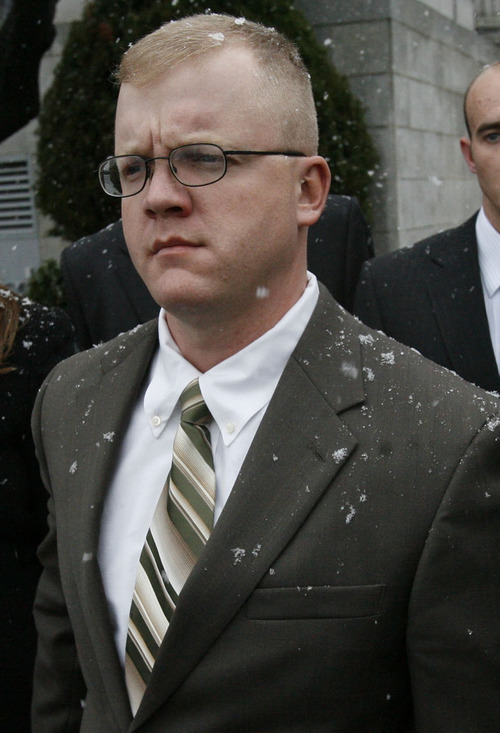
[114,46,278,151]
[466,67,500,132]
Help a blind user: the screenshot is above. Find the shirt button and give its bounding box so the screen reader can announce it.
[226,421,235,434]
[151,415,162,428]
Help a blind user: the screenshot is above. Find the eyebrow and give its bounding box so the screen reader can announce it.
[115,147,146,156]
[475,120,500,135]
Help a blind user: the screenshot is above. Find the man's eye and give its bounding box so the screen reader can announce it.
[120,160,144,179]
[485,132,500,143]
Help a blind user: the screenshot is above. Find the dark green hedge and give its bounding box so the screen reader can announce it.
[36,0,378,242]
[26,258,66,308]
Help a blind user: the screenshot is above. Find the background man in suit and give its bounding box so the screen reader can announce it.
[61,195,373,350]
[60,220,158,350]
[354,61,500,393]
[32,14,500,732]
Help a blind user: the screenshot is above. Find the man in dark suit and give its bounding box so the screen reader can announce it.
[61,194,373,350]
[354,62,500,393]
[32,14,500,732]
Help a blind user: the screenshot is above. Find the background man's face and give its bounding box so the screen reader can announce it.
[461,66,500,231]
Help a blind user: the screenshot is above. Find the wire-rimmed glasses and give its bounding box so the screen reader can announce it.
[98,143,306,197]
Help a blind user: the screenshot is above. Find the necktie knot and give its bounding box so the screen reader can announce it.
[180,377,212,426]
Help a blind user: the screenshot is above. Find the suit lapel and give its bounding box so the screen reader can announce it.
[132,291,365,728]
[66,322,158,728]
[425,215,500,391]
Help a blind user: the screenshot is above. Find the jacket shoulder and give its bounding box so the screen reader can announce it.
[362,214,478,281]
[61,220,124,268]
[352,309,499,416]
[41,319,157,390]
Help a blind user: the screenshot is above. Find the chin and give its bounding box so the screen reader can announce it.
[155,290,212,315]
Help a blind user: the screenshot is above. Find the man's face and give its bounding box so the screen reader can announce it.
[461,66,500,231]
[115,46,312,329]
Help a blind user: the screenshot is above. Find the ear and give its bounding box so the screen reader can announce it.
[296,156,332,227]
[460,136,477,174]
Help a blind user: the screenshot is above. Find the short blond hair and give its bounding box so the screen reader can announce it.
[117,13,318,154]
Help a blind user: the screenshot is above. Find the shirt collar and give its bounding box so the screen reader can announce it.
[143,273,319,443]
[476,207,500,298]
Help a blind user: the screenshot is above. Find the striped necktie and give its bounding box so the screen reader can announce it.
[125,378,215,714]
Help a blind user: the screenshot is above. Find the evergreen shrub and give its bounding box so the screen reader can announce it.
[27,259,66,308]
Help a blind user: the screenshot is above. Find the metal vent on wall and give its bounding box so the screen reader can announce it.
[0,156,37,238]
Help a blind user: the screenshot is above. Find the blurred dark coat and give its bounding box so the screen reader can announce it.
[0,300,74,732]
[0,0,58,142]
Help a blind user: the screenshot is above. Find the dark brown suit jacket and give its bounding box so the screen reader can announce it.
[32,287,500,732]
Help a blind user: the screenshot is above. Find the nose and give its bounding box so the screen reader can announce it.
[142,158,193,217]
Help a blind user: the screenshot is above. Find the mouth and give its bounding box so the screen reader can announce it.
[152,237,200,254]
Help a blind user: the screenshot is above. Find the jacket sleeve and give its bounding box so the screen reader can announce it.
[407,412,500,730]
[31,377,86,733]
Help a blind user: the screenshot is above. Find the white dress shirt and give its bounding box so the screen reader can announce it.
[476,207,500,375]
[98,274,319,662]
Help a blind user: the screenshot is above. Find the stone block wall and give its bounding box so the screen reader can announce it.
[296,0,499,252]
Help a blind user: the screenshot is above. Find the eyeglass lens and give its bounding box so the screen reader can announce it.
[99,144,227,196]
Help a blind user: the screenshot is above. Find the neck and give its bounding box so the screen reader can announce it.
[482,200,500,234]
[165,277,307,372]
